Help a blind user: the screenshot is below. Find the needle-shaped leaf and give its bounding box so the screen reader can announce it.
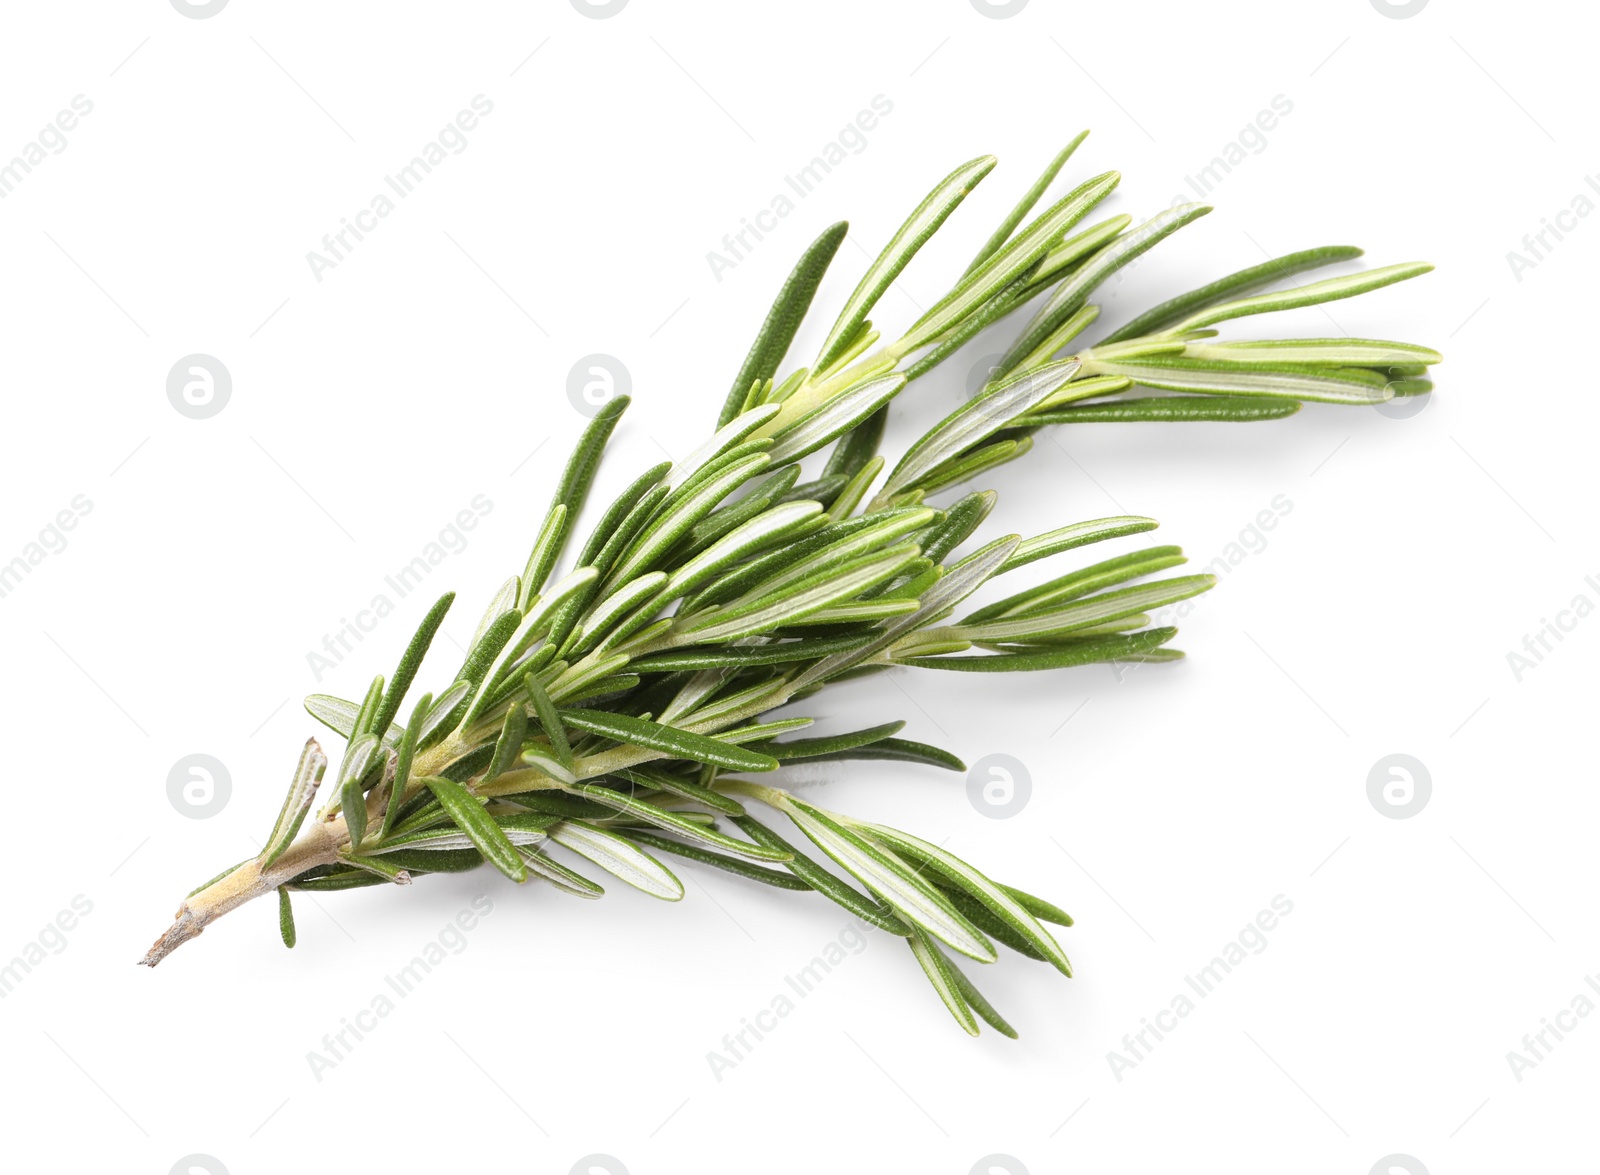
[781,736,965,772]
[518,847,604,898]
[731,814,910,934]
[517,505,568,611]
[524,673,571,771]
[559,708,780,772]
[720,220,850,427]
[304,694,401,742]
[963,545,1188,623]
[773,794,996,962]
[878,361,1082,501]
[571,783,789,861]
[422,776,527,882]
[765,373,908,466]
[998,203,1212,375]
[952,576,1214,643]
[482,702,527,788]
[260,739,327,870]
[614,765,745,815]
[1031,395,1302,424]
[373,592,454,737]
[945,952,1018,1038]
[277,887,296,949]
[864,822,1071,975]
[1099,244,1366,344]
[547,822,683,900]
[552,394,630,520]
[813,156,997,375]
[963,131,1088,276]
[1184,338,1442,367]
[752,721,906,760]
[623,829,811,890]
[1162,261,1435,335]
[907,929,980,1036]
[998,516,1160,574]
[902,625,1179,671]
[1085,359,1393,405]
[351,675,385,743]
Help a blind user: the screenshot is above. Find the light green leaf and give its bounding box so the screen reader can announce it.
[1162,261,1435,335]
[963,131,1088,276]
[548,822,683,900]
[907,929,980,1036]
[260,739,328,870]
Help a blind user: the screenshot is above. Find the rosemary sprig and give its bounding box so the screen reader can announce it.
[143,133,1437,1037]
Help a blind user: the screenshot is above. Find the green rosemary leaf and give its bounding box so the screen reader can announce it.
[666,404,780,493]
[662,501,825,605]
[577,462,672,568]
[559,708,780,772]
[935,883,1049,961]
[277,887,296,949]
[1031,395,1301,424]
[373,592,455,737]
[418,680,469,745]
[518,847,604,898]
[614,765,745,816]
[304,694,396,742]
[608,452,772,587]
[1099,244,1365,344]
[517,505,568,611]
[814,155,997,375]
[999,883,1074,927]
[340,854,413,885]
[571,783,788,861]
[713,717,815,744]
[626,633,875,673]
[260,739,328,870]
[963,131,1089,276]
[946,955,1018,1038]
[731,815,910,934]
[567,571,669,656]
[1019,215,1134,295]
[999,516,1160,574]
[342,772,368,849]
[1162,261,1434,335]
[955,577,1212,641]
[910,435,1032,496]
[683,464,801,552]
[289,869,392,892]
[898,170,1121,355]
[720,220,850,427]
[880,361,1082,501]
[469,577,520,651]
[524,673,571,771]
[964,545,1188,623]
[623,829,811,890]
[903,626,1179,671]
[350,675,384,743]
[482,703,527,787]
[422,776,527,883]
[908,929,980,1036]
[998,203,1212,376]
[822,404,887,481]
[548,822,683,900]
[774,794,996,962]
[914,491,995,568]
[753,721,905,760]
[766,373,907,465]
[1086,359,1392,405]
[503,792,615,820]
[795,737,965,772]
[863,823,1071,975]
[1185,338,1442,367]
[379,694,429,839]
[552,394,630,520]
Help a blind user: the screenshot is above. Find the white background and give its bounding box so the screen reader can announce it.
[0,1,1591,1172]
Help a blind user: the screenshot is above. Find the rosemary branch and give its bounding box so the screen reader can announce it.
[143,132,1436,1036]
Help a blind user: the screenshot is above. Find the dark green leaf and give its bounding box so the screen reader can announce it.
[559,708,779,772]
[732,815,911,934]
[373,592,455,736]
[422,776,527,882]
[277,887,296,949]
